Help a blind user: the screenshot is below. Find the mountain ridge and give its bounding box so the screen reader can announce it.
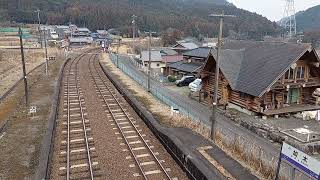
[0,0,280,39]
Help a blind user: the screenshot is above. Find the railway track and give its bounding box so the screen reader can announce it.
[51,50,186,180]
[88,54,176,180]
[58,52,101,180]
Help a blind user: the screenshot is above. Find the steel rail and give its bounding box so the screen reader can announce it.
[87,54,147,179]
[65,50,95,180]
[89,54,172,180]
[74,53,94,180]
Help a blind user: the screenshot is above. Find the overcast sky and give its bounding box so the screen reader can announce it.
[227,0,320,21]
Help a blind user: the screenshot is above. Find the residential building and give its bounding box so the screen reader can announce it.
[95,30,112,47]
[141,48,183,74]
[68,26,93,46]
[152,47,182,64]
[172,41,198,54]
[166,61,202,77]
[140,50,165,73]
[166,47,211,78]
[199,40,320,116]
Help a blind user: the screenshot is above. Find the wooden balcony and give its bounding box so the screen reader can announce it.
[273,78,320,89]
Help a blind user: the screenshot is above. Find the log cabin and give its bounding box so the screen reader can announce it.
[200,40,320,116]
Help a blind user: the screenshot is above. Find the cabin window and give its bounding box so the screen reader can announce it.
[285,68,294,80]
[157,64,160,67]
[296,66,305,79]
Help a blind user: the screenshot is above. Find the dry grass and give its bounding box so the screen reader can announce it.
[100,53,280,180]
[109,44,133,54]
[0,48,61,96]
[214,130,277,180]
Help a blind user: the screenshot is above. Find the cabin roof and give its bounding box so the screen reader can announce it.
[203,40,317,97]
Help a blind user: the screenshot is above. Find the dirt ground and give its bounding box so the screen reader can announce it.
[0,48,61,96]
[0,51,64,180]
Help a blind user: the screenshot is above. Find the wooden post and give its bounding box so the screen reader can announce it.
[44,29,48,75]
[19,27,29,106]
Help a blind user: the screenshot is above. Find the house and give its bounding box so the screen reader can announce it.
[69,37,93,46]
[166,61,202,77]
[140,50,165,73]
[151,47,182,64]
[166,47,211,78]
[172,41,198,54]
[200,40,320,116]
[56,25,70,39]
[95,30,112,47]
[73,27,91,37]
[141,48,183,74]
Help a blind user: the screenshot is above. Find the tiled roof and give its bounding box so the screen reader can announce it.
[183,47,212,58]
[172,42,198,50]
[141,50,162,62]
[151,47,178,56]
[162,55,183,63]
[168,61,202,73]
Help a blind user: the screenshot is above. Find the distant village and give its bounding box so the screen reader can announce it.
[37,24,320,121]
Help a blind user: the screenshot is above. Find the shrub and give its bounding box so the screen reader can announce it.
[167,75,177,82]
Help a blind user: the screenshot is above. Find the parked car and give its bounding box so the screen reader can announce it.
[189,78,202,92]
[176,76,195,87]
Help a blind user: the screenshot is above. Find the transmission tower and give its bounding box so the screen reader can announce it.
[281,0,297,38]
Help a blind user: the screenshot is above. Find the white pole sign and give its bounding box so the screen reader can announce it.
[281,142,320,179]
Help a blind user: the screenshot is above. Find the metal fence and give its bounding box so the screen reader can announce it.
[110,53,203,122]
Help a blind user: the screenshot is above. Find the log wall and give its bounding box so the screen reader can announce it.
[201,72,229,106]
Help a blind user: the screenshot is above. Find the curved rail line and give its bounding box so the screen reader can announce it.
[88,53,172,180]
[60,51,98,180]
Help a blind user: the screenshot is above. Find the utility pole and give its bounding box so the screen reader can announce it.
[35,9,42,48]
[43,29,48,75]
[132,15,137,42]
[19,27,29,106]
[209,11,236,141]
[116,38,121,68]
[148,30,151,92]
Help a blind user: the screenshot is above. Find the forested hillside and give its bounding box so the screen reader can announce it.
[0,0,280,39]
[296,5,320,32]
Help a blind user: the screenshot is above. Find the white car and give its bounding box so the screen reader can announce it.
[189,78,202,92]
